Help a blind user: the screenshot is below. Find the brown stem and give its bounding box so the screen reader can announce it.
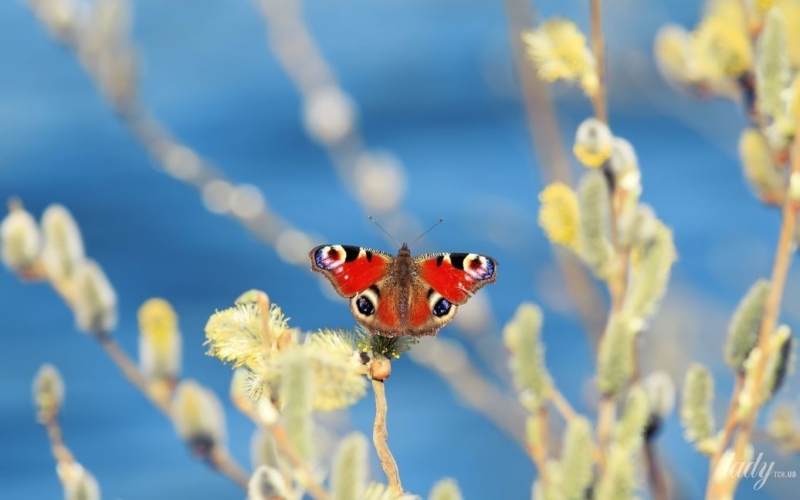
[596,395,616,470]
[645,440,669,500]
[527,406,551,487]
[209,447,250,490]
[44,418,75,472]
[589,0,607,123]
[372,378,402,494]
[709,375,744,472]
[549,388,578,422]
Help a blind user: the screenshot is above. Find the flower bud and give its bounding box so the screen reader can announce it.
[0,204,42,275]
[619,204,657,248]
[573,118,613,168]
[331,433,369,500]
[429,478,463,500]
[538,182,581,252]
[654,24,693,86]
[608,138,641,196]
[642,371,676,439]
[680,364,715,447]
[40,204,85,285]
[172,380,226,458]
[33,363,64,422]
[756,8,790,121]
[72,259,117,336]
[504,303,552,410]
[725,280,770,372]
[739,128,784,203]
[64,464,101,500]
[248,465,290,500]
[138,298,181,384]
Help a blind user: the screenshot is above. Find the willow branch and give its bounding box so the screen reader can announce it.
[549,387,578,422]
[644,440,670,500]
[716,136,800,497]
[527,406,550,487]
[372,379,402,494]
[589,0,608,123]
[503,0,607,350]
[42,417,76,484]
[209,448,250,490]
[596,395,615,469]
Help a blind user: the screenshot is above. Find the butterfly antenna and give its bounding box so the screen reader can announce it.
[410,218,444,246]
[368,216,401,247]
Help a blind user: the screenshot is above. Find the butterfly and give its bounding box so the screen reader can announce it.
[309,243,497,337]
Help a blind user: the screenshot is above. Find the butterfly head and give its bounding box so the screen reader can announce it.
[397,243,411,257]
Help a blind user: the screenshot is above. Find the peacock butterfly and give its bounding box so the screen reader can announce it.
[309,243,498,337]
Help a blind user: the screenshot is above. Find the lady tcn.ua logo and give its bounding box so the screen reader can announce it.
[725,452,796,490]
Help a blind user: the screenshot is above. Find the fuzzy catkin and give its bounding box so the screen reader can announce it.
[596,318,634,396]
[680,364,715,445]
[577,170,613,277]
[503,303,552,410]
[756,8,790,120]
[428,478,463,500]
[280,351,314,461]
[725,280,771,372]
[331,433,369,500]
[559,416,594,500]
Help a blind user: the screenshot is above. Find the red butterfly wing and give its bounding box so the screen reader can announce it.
[309,245,392,297]
[416,252,498,304]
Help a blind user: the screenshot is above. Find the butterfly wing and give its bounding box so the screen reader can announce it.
[309,245,393,297]
[396,252,498,337]
[415,252,498,304]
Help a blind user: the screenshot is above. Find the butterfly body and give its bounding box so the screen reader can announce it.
[310,243,497,337]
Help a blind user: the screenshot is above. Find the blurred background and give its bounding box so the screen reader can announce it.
[2,0,799,498]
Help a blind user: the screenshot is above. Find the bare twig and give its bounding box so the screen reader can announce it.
[372,378,402,494]
[596,395,615,469]
[43,418,75,474]
[527,406,550,487]
[644,440,670,500]
[372,379,403,494]
[589,0,608,124]
[549,388,578,422]
[209,448,250,490]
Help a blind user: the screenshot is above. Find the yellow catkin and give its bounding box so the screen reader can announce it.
[538,182,581,252]
[138,298,181,383]
[521,19,597,93]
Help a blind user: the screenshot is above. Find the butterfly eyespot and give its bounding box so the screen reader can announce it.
[432,297,451,317]
[356,296,376,316]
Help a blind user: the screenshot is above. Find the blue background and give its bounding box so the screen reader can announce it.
[1,0,799,498]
